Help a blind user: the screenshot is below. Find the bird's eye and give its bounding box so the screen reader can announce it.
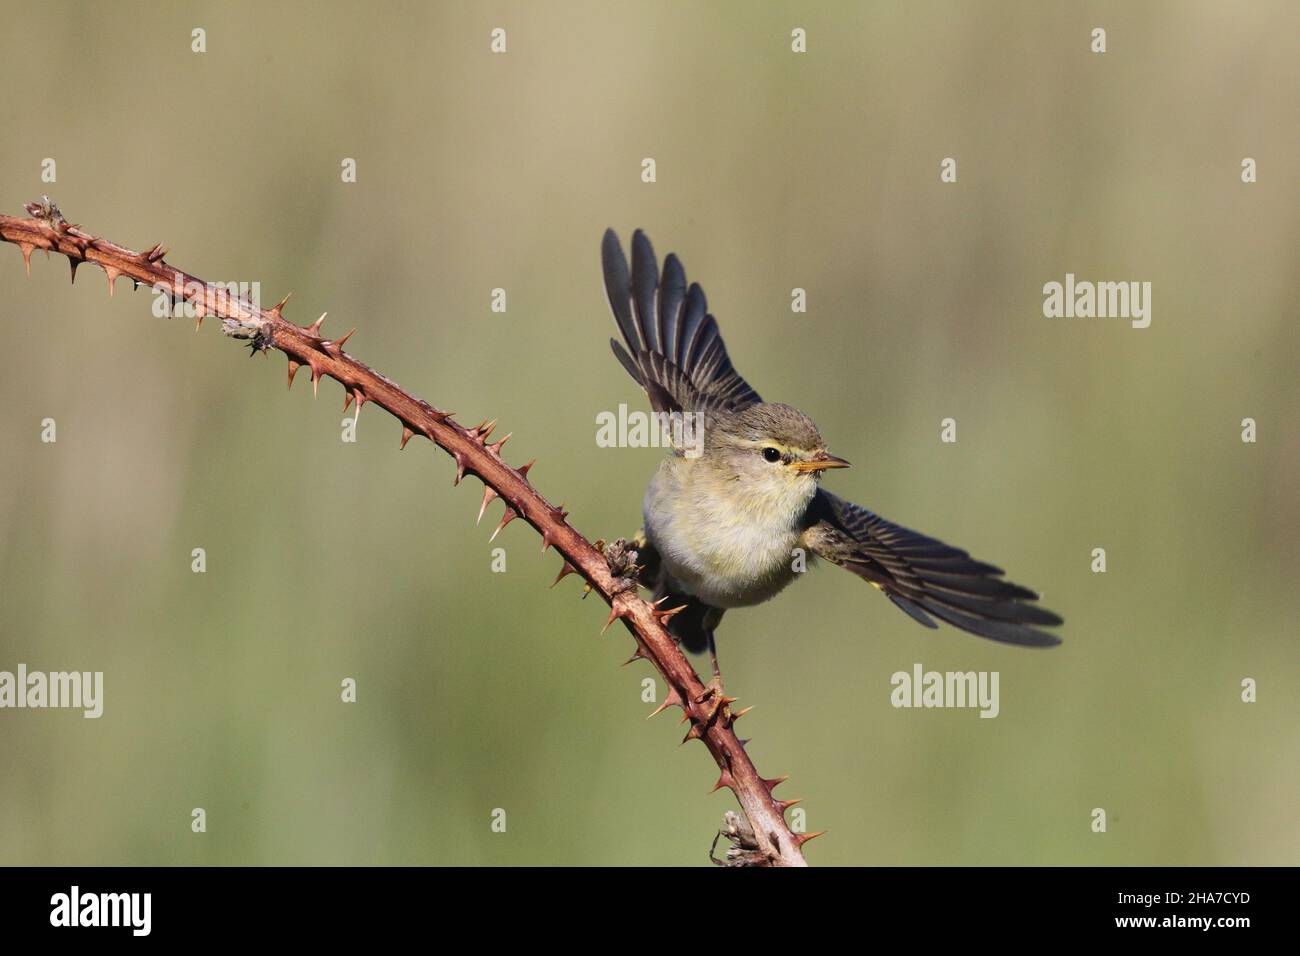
[762,447,782,463]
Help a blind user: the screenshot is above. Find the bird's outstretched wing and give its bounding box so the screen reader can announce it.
[602,228,762,417]
[802,489,1064,646]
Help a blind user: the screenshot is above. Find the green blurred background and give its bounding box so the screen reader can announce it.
[0,1,1295,866]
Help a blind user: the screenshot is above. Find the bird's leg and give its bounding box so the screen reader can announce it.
[702,631,725,695]
[695,610,733,722]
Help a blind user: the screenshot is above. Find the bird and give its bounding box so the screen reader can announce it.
[600,228,1063,702]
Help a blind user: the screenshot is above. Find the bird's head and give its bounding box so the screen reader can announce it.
[705,403,850,499]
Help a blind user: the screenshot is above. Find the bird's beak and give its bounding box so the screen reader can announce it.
[791,451,851,473]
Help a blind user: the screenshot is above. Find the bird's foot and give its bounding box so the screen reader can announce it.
[695,675,737,724]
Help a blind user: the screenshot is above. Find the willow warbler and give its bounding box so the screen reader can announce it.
[601,229,1063,695]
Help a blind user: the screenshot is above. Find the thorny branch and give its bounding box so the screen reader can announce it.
[0,198,819,866]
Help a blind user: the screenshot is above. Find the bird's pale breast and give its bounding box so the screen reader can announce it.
[643,457,815,609]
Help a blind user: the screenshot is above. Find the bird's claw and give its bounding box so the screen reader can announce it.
[695,676,736,724]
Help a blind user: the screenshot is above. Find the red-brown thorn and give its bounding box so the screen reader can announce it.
[476,484,499,525]
[549,562,577,588]
[489,507,516,543]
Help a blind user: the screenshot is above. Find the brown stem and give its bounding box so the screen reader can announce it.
[0,198,816,866]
